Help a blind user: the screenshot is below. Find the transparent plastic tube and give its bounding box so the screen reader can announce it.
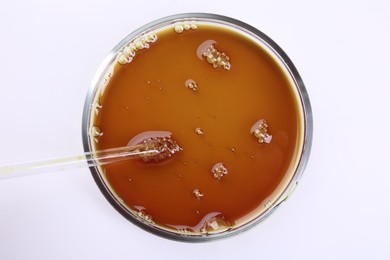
[0,145,157,179]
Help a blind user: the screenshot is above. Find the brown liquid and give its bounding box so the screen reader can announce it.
[93,23,302,234]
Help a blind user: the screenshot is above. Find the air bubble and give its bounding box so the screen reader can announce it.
[195,127,204,135]
[91,126,103,142]
[135,41,144,50]
[223,63,231,70]
[123,46,135,57]
[147,34,157,43]
[118,54,132,65]
[174,25,184,33]
[200,212,231,235]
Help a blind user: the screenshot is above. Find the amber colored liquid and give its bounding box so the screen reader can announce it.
[93,24,302,234]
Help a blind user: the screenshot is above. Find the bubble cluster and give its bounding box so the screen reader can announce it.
[193,189,204,199]
[174,23,197,34]
[136,135,183,162]
[94,98,102,115]
[137,209,155,224]
[265,201,272,208]
[117,34,158,65]
[98,68,114,101]
[185,79,198,91]
[250,119,272,144]
[211,163,228,180]
[137,210,145,218]
[177,228,191,234]
[202,44,231,70]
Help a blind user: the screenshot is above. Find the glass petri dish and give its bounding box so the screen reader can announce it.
[82,13,313,242]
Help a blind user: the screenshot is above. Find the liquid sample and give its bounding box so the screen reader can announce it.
[92,23,303,235]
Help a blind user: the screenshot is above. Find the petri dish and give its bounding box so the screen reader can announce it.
[82,13,313,242]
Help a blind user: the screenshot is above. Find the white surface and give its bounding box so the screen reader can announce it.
[1,0,389,259]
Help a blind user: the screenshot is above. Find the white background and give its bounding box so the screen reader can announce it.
[0,0,389,259]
